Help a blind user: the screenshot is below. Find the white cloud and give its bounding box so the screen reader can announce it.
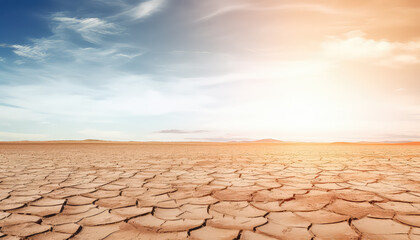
[127,0,166,20]
[322,31,420,66]
[53,16,119,43]
[322,31,393,59]
[0,57,5,62]
[11,45,47,59]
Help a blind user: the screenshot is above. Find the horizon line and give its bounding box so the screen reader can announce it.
[0,139,419,145]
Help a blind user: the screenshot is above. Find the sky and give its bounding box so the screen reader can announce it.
[0,0,419,142]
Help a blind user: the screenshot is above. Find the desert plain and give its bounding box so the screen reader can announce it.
[0,142,419,240]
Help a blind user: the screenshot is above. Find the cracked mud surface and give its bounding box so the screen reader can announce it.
[0,142,419,239]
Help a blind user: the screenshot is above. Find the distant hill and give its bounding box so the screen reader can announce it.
[331,141,420,145]
[1,139,418,145]
[393,141,420,145]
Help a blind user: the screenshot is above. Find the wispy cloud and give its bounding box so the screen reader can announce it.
[124,0,166,20]
[1,1,163,63]
[322,30,420,66]
[0,102,24,109]
[157,129,208,134]
[198,2,340,22]
[11,44,47,59]
[198,4,250,22]
[2,14,143,64]
[53,15,119,43]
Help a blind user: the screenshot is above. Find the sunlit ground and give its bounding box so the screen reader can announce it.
[0,142,419,239]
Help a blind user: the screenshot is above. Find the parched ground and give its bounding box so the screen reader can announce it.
[0,142,419,240]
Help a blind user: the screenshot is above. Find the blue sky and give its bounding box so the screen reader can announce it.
[1,0,419,142]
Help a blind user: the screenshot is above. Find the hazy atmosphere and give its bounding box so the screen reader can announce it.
[1,0,419,142]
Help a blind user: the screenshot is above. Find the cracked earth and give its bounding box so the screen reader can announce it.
[0,142,419,240]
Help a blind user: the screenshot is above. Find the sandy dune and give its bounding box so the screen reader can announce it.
[0,142,419,239]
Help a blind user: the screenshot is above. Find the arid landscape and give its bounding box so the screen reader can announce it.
[0,142,419,239]
[2,0,420,239]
